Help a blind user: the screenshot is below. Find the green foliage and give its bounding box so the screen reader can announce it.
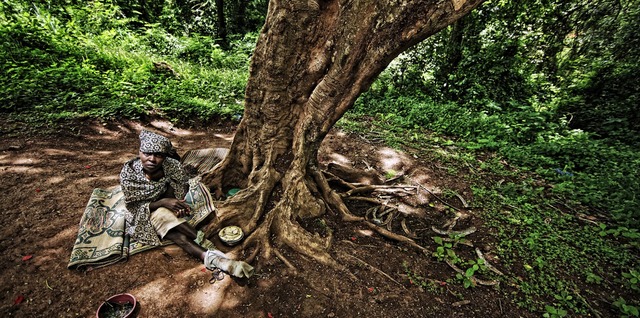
[622,270,640,292]
[613,297,640,318]
[543,305,568,318]
[0,1,251,123]
[402,262,446,294]
[455,259,486,289]
[432,236,455,262]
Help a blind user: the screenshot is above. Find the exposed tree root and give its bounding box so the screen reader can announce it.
[433,236,474,247]
[322,170,357,189]
[312,167,362,222]
[454,192,470,208]
[341,253,405,288]
[475,248,504,276]
[363,222,428,254]
[273,248,297,274]
[201,147,489,288]
[432,226,477,237]
[326,162,384,185]
[400,218,418,239]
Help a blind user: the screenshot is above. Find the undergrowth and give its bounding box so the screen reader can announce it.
[337,114,640,316]
[0,1,250,124]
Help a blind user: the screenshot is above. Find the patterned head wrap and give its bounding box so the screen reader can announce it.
[139,130,172,154]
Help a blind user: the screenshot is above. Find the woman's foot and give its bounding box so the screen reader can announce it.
[203,250,255,278]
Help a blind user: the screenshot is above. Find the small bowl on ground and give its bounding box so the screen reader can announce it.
[219,225,244,246]
[96,293,138,318]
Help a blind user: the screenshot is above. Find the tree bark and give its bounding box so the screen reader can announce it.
[215,0,228,48]
[202,0,484,267]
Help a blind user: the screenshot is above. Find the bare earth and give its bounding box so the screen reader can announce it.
[0,116,535,317]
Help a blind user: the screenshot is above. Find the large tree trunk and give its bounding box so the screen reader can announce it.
[202,0,484,268]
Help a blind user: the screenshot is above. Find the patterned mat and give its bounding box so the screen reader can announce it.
[68,148,227,270]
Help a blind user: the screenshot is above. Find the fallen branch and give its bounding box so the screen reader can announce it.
[345,254,404,288]
[340,239,378,249]
[572,288,603,318]
[452,300,471,307]
[416,183,461,211]
[384,173,405,184]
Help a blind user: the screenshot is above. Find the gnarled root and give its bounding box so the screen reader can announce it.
[202,166,280,238]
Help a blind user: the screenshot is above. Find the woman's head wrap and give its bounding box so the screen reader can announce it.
[139,130,172,154]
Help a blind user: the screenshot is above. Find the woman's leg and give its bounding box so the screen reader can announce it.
[164,229,206,260]
[172,222,198,240]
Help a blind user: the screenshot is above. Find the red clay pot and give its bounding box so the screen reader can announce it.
[96,293,138,318]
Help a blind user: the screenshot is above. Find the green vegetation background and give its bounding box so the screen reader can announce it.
[1,1,638,316]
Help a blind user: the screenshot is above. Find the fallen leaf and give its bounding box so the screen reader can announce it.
[22,255,33,261]
[14,295,24,305]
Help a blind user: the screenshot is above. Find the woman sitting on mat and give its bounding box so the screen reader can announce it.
[119,129,253,278]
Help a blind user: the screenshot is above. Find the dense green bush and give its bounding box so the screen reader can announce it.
[0,1,249,122]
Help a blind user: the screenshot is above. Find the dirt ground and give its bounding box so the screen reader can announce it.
[0,115,536,317]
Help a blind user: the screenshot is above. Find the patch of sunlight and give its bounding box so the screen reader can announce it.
[87,122,134,137]
[377,147,405,171]
[48,176,66,184]
[433,148,456,158]
[43,148,74,156]
[188,276,234,314]
[2,156,41,165]
[148,120,196,138]
[43,227,78,248]
[0,166,44,174]
[132,266,234,315]
[75,175,120,188]
[34,247,66,268]
[409,167,436,187]
[212,133,234,141]
[327,153,351,165]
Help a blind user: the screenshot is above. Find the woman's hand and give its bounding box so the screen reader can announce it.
[152,198,191,217]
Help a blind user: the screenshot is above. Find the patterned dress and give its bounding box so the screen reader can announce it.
[119,157,189,246]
